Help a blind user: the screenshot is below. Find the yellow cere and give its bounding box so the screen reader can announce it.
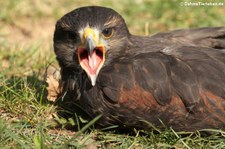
[83,28,99,45]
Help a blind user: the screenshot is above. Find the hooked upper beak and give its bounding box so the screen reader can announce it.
[77,28,106,86]
[85,35,97,57]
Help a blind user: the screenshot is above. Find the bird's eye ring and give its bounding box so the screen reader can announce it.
[102,28,113,38]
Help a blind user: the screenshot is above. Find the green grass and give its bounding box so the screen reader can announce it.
[0,0,225,148]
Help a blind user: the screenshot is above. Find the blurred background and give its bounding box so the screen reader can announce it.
[1,0,225,48]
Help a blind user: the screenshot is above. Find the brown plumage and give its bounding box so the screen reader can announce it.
[53,6,225,132]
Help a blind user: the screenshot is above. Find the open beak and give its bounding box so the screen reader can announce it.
[77,28,106,86]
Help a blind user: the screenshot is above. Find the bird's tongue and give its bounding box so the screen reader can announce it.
[82,50,102,75]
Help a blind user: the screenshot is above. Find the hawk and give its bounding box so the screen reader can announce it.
[53,6,225,131]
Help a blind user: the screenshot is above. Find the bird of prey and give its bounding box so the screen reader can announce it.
[53,6,225,132]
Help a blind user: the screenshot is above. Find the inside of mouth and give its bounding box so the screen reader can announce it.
[79,47,103,60]
[78,47,104,74]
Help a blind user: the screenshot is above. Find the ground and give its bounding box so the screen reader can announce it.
[0,0,225,148]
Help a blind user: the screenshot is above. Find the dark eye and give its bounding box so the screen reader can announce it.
[102,28,113,38]
[66,31,77,40]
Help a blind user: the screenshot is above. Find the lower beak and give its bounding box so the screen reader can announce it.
[77,29,105,86]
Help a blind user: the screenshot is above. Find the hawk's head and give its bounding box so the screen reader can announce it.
[54,6,130,86]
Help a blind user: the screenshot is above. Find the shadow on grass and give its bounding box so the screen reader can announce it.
[1,71,104,135]
[28,72,94,132]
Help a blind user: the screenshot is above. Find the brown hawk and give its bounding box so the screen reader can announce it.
[53,6,225,131]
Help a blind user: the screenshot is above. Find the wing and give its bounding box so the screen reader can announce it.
[151,27,225,49]
[98,46,225,131]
